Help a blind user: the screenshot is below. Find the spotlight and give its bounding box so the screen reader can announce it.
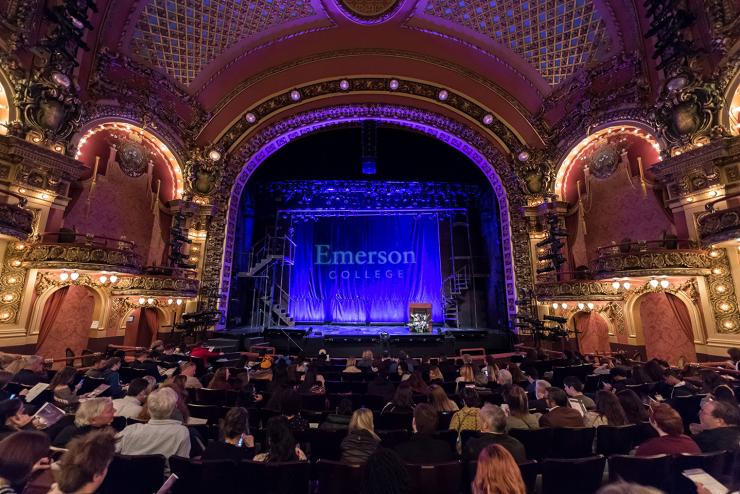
[389,79,399,90]
[208,149,221,161]
[289,90,301,101]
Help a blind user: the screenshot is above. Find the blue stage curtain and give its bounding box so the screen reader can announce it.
[289,214,443,323]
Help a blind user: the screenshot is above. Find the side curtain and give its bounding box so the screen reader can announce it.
[35,286,70,353]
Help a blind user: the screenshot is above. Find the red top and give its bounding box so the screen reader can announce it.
[635,434,701,457]
[190,346,221,360]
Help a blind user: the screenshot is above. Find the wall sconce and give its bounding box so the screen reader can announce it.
[146,298,154,305]
[611,280,631,289]
[660,280,670,289]
[167,298,174,305]
[175,298,183,306]
[109,275,118,283]
[138,297,145,305]
[70,272,79,281]
[99,275,107,284]
[59,272,69,281]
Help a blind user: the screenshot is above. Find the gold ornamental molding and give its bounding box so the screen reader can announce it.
[697,206,740,246]
[535,281,623,301]
[0,201,33,240]
[111,274,199,297]
[592,249,712,278]
[21,242,142,273]
[0,241,28,324]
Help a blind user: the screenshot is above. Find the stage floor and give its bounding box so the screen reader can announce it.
[301,325,436,338]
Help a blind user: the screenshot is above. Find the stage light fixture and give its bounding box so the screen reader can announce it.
[482,114,493,125]
[389,79,399,90]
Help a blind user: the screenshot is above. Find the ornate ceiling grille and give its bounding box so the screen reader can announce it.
[424,0,609,85]
[131,0,317,86]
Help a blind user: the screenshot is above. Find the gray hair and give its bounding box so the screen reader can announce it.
[596,482,663,494]
[147,387,178,420]
[74,398,112,427]
[479,404,507,433]
[498,369,513,385]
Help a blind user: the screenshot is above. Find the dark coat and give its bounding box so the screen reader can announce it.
[340,429,380,464]
[463,432,527,464]
[693,426,740,452]
[539,406,585,428]
[395,433,455,464]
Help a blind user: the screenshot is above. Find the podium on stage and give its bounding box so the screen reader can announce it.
[409,303,433,333]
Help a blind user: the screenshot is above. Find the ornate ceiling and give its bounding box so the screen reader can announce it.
[421,0,610,85]
[130,0,318,85]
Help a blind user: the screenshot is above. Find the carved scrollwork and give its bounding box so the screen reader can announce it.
[697,206,740,246]
[592,249,712,277]
[0,202,33,240]
[597,302,626,335]
[22,243,143,273]
[185,148,222,198]
[112,275,199,297]
[535,281,623,301]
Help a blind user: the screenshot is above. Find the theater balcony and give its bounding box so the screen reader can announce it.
[697,196,740,247]
[20,232,143,273]
[0,191,34,240]
[590,240,712,279]
[111,266,199,298]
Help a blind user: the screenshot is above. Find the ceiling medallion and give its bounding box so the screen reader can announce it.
[587,142,620,180]
[116,134,151,178]
[335,0,404,24]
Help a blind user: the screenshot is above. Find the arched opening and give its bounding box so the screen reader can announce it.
[635,292,697,365]
[123,307,166,348]
[35,285,99,360]
[571,311,611,355]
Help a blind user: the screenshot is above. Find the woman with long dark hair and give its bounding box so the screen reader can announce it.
[585,390,629,427]
[252,416,306,462]
[0,431,51,494]
[504,385,540,430]
[381,384,415,414]
[298,364,325,394]
[208,368,232,391]
[48,367,80,407]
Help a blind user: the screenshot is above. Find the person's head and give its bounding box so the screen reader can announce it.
[221,407,249,440]
[0,398,24,426]
[180,361,196,377]
[428,366,443,381]
[346,357,357,368]
[505,386,530,417]
[391,384,414,408]
[596,481,663,494]
[24,355,44,373]
[507,363,525,382]
[337,398,353,416]
[700,370,724,394]
[74,398,114,428]
[461,387,481,408]
[471,444,525,494]
[264,416,297,462]
[49,366,77,389]
[563,376,584,397]
[663,369,682,386]
[211,367,229,383]
[699,399,740,430]
[150,340,164,353]
[497,369,513,386]
[0,431,50,489]
[55,430,116,494]
[412,403,438,434]
[479,404,506,433]
[397,360,410,376]
[362,350,373,361]
[643,360,665,382]
[349,408,379,439]
[616,389,648,424]
[727,347,740,363]
[105,357,121,372]
[363,449,410,494]
[713,384,736,403]
[133,351,147,362]
[535,379,551,400]
[428,384,452,412]
[142,375,157,392]
[459,364,475,382]
[649,403,684,436]
[126,378,150,402]
[545,387,568,408]
[147,387,178,420]
[595,390,628,426]
[171,374,187,391]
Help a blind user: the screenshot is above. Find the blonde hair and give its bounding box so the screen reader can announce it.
[459,364,475,382]
[74,398,112,427]
[345,357,357,367]
[362,350,373,361]
[429,366,444,381]
[349,408,379,440]
[472,444,526,494]
[429,384,457,412]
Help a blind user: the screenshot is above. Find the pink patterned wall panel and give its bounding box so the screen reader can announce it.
[36,286,95,360]
[575,311,611,354]
[638,292,697,365]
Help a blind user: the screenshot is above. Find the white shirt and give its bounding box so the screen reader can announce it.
[116,419,191,460]
[112,396,143,419]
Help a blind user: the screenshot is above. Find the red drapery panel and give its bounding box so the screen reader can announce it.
[35,286,70,353]
[136,307,159,347]
[665,293,694,345]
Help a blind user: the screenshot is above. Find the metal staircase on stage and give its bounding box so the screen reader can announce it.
[441,212,480,328]
[442,264,471,328]
[239,234,296,328]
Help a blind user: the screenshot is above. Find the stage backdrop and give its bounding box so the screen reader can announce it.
[289,214,443,323]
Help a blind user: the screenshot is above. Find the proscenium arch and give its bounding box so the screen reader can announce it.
[201,103,534,328]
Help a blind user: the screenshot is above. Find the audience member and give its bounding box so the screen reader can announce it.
[0,431,50,494]
[0,399,31,440]
[367,372,395,402]
[343,357,362,373]
[253,416,307,462]
[207,368,233,391]
[635,403,700,456]
[539,387,584,428]
[84,357,123,398]
[464,404,526,464]
[12,356,45,387]
[340,408,381,464]
[298,364,325,394]
[180,362,203,389]
[456,364,476,392]
[281,390,309,432]
[563,376,595,410]
[692,399,740,452]
[112,378,148,419]
[654,369,698,400]
[504,386,540,431]
[395,403,454,464]
[203,407,255,461]
[382,384,415,414]
[406,371,430,396]
[52,398,115,448]
[496,369,513,387]
[49,430,116,494]
[471,444,526,494]
[725,347,740,371]
[428,384,459,412]
[427,366,444,384]
[585,390,629,427]
[449,387,481,433]
[357,350,375,370]
[362,449,410,494]
[530,379,551,413]
[48,367,80,407]
[116,387,191,459]
[130,351,158,377]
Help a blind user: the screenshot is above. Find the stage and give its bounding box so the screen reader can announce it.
[216,324,515,358]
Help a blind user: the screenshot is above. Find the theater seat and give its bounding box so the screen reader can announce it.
[195,388,227,405]
[169,456,238,494]
[239,460,311,494]
[672,451,731,494]
[316,459,365,494]
[550,428,595,458]
[97,454,165,494]
[608,454,672,491]
[378,428,411,449]
[187,404,227,425]
[508,428,553,461]
[541,455,605,494]
[404,461,462,494]
[595,424,637,456]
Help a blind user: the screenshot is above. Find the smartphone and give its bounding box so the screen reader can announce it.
[156,473,178,494]
[8,394,15,400]
[237,436,244,448]
[682,469,728,494]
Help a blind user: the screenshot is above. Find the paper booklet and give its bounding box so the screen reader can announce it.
[568,398,588,417]
[83,384,110,398]
[33,402,66,429]
[24,383,50,403]
[187,416,208,425]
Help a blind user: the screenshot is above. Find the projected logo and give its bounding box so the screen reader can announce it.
[315,244,416,280]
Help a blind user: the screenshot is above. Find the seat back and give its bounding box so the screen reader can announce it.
[672,451,730,494]
[240,460,310,494]
[195,388,227,405]
[98,454,165,494]
[169,456,202,494]
[187,404,226,425]
[316,459,364,494]
[608,454,672,490]
[595,425,637,456]
[405,461,462,494]
[550,428,595,458]
[376,412,413,431]
[518,461,540,494]
[300,428,346,461]
[437,412,454,430]
[432,430,458,452]
[670,395,705,433]
[542,455,606,494]
[509,428,553,461]
[378,429,411,449]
